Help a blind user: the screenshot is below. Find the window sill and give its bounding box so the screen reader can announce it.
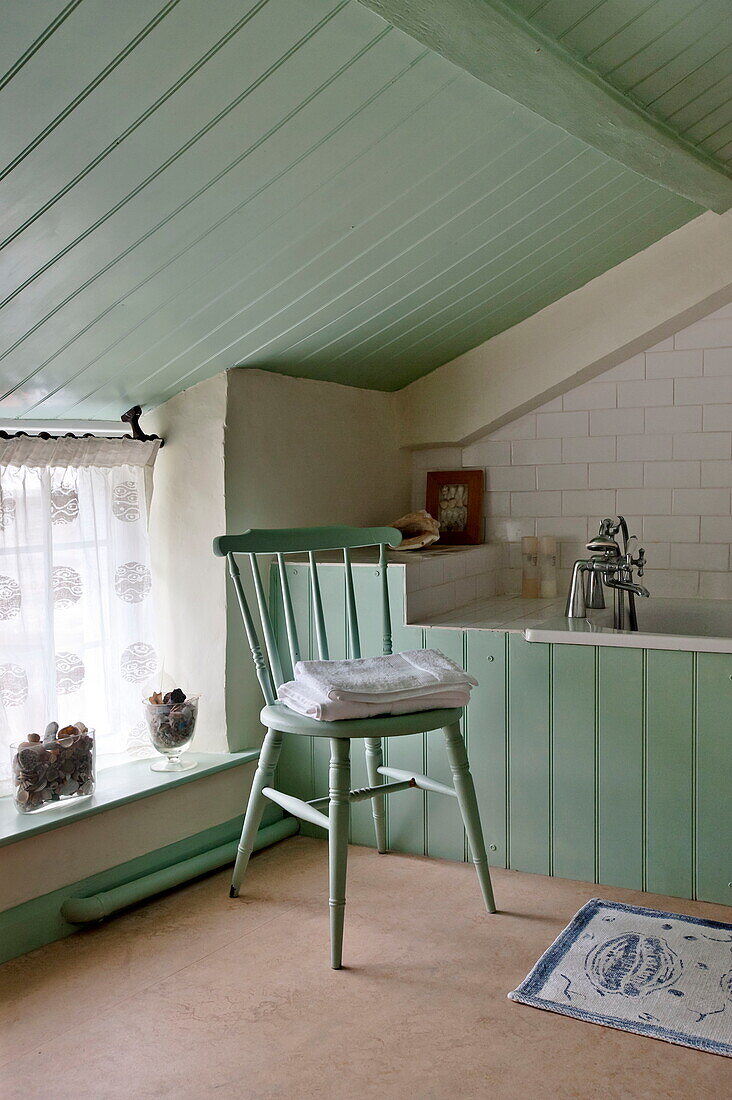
[0,751,258,849]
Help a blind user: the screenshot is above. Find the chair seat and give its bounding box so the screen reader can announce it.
[259,702,463,738]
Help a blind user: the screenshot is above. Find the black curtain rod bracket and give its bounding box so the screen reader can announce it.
[0,406,163,445]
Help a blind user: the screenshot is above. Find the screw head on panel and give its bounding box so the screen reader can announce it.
[489,844,497,851]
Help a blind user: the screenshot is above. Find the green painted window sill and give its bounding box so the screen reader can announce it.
[0,751,258,850]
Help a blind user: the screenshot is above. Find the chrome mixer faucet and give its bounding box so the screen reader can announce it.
[565,516,649,630]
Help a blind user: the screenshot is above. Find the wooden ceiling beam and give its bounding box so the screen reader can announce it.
[357,0,732,213]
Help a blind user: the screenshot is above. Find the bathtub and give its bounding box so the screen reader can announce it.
[524,597,732,653]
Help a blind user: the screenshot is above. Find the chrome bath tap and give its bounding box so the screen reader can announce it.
[565,516,649,630]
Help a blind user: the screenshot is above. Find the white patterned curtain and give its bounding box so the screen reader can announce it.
[0,437,161,795]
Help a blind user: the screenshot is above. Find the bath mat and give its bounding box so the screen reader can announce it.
[508,898,732,1057]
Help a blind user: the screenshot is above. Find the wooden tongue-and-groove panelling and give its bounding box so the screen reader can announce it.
[505,0,732,168]
[1,0,700,415]
[272,561,732,906]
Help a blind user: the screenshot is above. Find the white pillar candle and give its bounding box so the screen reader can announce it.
[538,535,557,598]
[521,535,539,598]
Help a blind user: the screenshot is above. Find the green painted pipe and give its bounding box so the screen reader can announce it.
[60,817,299,924]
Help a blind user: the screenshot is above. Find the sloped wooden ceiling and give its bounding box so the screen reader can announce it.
[0,0,709,417]
[506,0,732,168]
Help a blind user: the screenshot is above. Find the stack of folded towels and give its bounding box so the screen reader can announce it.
[277,649,478,721]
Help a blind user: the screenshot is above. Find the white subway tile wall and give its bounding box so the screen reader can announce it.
[403,545,502,621]
[411,303,732,598]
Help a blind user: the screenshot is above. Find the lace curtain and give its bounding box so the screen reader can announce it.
[0,437,161,794]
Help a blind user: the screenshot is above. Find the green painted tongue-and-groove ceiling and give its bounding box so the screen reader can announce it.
[0,0,730,418]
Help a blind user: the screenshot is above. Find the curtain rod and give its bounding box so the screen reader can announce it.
[0,406,164,446]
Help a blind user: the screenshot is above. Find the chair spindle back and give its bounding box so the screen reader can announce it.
[213,526,402,706]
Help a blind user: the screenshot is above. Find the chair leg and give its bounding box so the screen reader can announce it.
[364,737,387,853]
[230,728,284,898]
[443,721,497,913]
[328,737,351,969]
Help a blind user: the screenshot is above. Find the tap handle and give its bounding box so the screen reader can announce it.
[631,546,646,577]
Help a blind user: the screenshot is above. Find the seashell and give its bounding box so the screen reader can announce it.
[57,725,77,739]
[390,510,440,551]
[585,933,681,997]
[17,745,45,770]
[44,721,59,740]
[148,691,163,704]
[28,733,41,743]
[73,721,88,734]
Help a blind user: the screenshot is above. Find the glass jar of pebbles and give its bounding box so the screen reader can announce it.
[143,688,199,772]
[10,722,95,813]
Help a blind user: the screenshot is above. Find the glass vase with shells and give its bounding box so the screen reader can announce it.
[143,679,199,772]
[10,721,95,814]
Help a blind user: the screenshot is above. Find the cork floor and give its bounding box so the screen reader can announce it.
[1,836,730,1099]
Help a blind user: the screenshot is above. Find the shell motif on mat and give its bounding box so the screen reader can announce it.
[0,663,28,707]
[390,510,440,550]
[0,496,16,529]
[114,561,152,604]
[52,565,83,609]
[55,651,85,695]
[721,970,732,1001]
[112,481,140,523]
[120,642,157,684]
[585,933,681,997]
[0,575,21,620]
[51,486,80,526]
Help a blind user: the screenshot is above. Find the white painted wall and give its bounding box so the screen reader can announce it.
[223,368,411,748]
[225,368,410,529]
[412,302,732,600]
[0,767,249,911]
[144,367,411,752]
[146,374,229,752]
[399,211,732,447]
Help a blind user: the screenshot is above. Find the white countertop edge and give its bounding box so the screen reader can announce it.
[523,626,732,654]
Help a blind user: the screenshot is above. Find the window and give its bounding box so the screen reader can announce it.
[0,438,160,794]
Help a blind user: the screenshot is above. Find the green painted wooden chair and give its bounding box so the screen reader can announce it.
[213,525,496,968]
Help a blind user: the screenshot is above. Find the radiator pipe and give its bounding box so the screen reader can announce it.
[61,816,298,924]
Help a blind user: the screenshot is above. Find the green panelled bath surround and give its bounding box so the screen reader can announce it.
[274,561,732,907]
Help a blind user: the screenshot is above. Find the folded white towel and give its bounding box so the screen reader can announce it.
[277,679,470,722]
[294,649,476,703]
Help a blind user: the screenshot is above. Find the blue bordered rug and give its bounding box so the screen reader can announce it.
[509,898,732,1057]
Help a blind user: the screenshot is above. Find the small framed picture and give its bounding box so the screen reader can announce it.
[425,469,484,545]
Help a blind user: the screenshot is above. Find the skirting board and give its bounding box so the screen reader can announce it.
[0,808,294,965]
